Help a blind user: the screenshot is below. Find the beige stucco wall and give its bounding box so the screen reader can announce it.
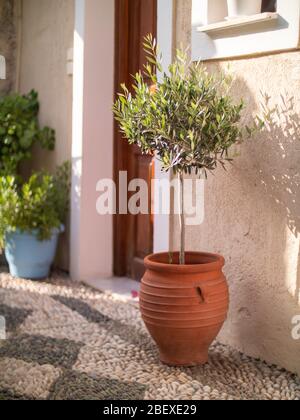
[173,0,300,375]
[18,0,74,269]
[0,0,17,95]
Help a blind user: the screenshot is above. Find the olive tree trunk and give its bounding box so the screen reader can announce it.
[178,171,185,265]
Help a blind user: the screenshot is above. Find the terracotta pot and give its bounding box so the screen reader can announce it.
[140,252,229,366]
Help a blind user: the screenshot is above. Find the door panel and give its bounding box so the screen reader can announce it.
[114,0,157,279]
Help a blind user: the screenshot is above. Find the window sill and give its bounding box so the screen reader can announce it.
[197,12,279,35]
[192,0,300,60]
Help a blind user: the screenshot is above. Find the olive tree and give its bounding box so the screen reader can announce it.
[113,35,260,264]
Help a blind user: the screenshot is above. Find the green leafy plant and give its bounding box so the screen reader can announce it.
[113,36,255,174]
[113,35,261,264]
[0,162,71,247]
[0,90,55,176]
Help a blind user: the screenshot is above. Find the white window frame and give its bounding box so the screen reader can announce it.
[192,0,300,61]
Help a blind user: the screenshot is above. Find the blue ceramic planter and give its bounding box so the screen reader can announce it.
[5,227,64,279]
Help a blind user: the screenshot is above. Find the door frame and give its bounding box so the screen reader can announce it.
[113,0,130,277]
[113,0,158,277]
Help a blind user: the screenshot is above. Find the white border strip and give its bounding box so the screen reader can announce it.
[70,0,85,280]
[154,0,174,253]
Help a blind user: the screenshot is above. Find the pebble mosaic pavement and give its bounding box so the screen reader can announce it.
[0,272,299,400]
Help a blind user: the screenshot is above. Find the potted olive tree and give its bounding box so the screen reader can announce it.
[113,36,260,366]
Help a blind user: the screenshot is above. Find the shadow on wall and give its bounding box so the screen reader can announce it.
[227,78,300,370]
[259,93,300,238]
[184,63,300,371]
[258,93,300,305]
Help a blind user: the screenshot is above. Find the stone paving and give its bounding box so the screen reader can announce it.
[0,272,299,400]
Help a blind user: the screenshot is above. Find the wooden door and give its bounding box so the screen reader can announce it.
[114,0,157,280]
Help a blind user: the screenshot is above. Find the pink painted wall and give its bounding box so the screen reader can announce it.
[71,0,114,281]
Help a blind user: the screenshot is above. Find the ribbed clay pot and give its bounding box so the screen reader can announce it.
[140,252,229,366]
